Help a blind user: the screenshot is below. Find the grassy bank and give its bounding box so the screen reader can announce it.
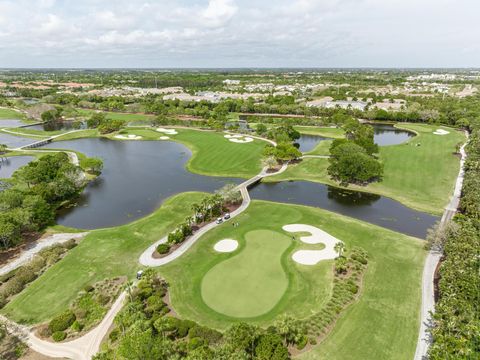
[1,192,206,323]
[266,124,465,214]
[158,200,424,359]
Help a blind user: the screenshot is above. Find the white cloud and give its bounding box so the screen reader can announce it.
[0,0,479,67]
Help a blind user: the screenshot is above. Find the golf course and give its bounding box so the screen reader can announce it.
[0,115,465,360]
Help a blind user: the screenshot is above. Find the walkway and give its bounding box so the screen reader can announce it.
[0,232,88,276]
[139,163,287,267]
[414,133,468,360]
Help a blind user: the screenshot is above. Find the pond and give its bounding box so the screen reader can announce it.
[0,132,35,148]
[0,119,28,128]
[0,156,33,178]
[24,120,86,132]
[295,134,328,152]
[372,123,415,146]
[249,181,438,238]
[42,138,241,229]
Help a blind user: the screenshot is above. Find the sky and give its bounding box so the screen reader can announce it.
[0,0,478,68]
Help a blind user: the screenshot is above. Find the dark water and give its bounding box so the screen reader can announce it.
[25,120,86,132]
[42,138,241,229]
[295,134,328,152]
[0,133,34,148]
[250,181,438,238]
[0,156,33,178]
[0,119,27,128]
[372,123,415,146]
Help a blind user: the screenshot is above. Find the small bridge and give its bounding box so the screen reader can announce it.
[21,138,54,149]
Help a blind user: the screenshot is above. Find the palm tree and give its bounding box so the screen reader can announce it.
[334,241,346,258]
[262,156,278,170]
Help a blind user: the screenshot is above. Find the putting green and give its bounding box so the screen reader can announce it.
[201,230,291,318]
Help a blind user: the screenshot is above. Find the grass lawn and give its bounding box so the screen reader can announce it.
[295,126,345,139]
[108,127,266,178]
[267,124,465,214]
[0,108,23,119]
[1,192,206,324]
[202,230,292,318]
[158,200,425,360]
[76,108,154,123]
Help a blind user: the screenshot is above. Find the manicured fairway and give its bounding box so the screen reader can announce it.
[159,200,425,360]
[76,108,154,123]
[1,192,206,324]
[294,126,345,139]
[267,124,465,214]
[111,127,265,178]
[202,230,291,318]
[0,108,22,119]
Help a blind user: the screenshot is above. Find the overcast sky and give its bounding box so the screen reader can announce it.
[0,0,478,68]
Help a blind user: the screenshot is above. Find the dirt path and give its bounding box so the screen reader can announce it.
[0,232,88,276]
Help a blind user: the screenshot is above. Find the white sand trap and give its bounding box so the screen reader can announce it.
[230,137,254,143]
[433,129,450,135]
[214,239,238,253]
[224,134,244,139]
[283,224,341,265]
[114,134,142,140]
[159,136,170,140]
[156,128,178,135]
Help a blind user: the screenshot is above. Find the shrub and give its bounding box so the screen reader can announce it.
[188,337,205,350]
[71,320,83,332]
[156,243,170,254]
[297,335,308,350]
[63,239,78,250]
[52,331,66,342]
[188,325,223,344]
[49,310,76,332]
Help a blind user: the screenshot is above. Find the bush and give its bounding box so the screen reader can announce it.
[188,337,205,350]
[52,331,66,342]
[188,325,223,344]
[71,320,83,332]
[49,310,76,332]
[156,243,170,254]
[297,335,308,350]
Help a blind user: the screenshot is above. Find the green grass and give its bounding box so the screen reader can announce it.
[0,108,23,119]
[295,126,345,139]
[76,109,154,123]
[267,124,465,214]
[158,200,424,360]
[201,230,291,318]
[109,127,266,178]
[1,192,206,324]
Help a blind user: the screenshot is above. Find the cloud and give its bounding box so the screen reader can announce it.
[0,0,479,67]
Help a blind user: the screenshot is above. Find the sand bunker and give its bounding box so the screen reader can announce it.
[114,134,142,140]
[224,134,243,139]
[229,137,254,143]
[283,224,341,265]
[159,136,170,140]
[433,129,450,135]
[214,239,239,253]
[224,133,254,143]
[156,128,178,135]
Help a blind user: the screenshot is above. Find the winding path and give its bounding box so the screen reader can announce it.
[414,133,468,360]
[139,163,287,266]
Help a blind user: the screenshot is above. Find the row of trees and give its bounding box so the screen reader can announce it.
[160,185,242,254]
[328,120,383,185]
[428,126,480,358]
